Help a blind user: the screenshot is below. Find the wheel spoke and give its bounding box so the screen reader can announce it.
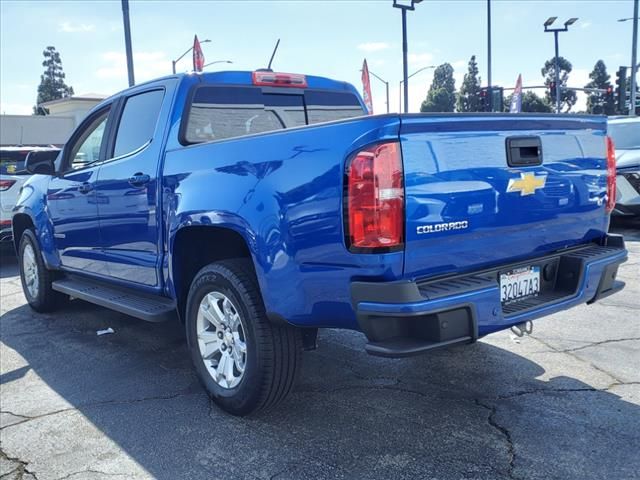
[198,331,222,359]
[200,303,223,330]
[223,352,235,384]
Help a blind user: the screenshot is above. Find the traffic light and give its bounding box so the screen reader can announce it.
[480,87,490,112]
[615,66,628,114]
[549,81,557,101]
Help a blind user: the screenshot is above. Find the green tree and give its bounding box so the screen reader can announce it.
[420,63,456,112]
[34,46,74,115]
[585,60,615,115]
[504,91,552,113]
[541,56,577,112]
[457,55,481,112]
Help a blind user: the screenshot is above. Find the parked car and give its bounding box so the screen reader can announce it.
[13,71,627,415]
[0,147,59,247]
[608,116,640,217]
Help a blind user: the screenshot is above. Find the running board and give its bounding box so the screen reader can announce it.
[52,276,177,322]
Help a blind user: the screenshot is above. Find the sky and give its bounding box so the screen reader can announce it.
[0,0,637,115]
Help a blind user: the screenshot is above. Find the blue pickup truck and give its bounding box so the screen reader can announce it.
[13,70,627,415]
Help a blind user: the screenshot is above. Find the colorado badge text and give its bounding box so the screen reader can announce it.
[417,221,469,235]
[506,172,547,196]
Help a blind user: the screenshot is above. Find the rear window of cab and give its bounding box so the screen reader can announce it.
[181,85,365,144]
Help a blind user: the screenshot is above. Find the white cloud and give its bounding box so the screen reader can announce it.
[581,21,592,29]
[408,52,434,66]
[58,21,95,33]
[96,51,172,82]
[357,42,390,53]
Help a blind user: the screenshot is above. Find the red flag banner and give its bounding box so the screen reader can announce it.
[510,74,523,113]
[361,59,373,114]
[193,35,205,72]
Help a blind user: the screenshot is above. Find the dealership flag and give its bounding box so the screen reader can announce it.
[193,35,205,72]
[510,74,523,113]
[361,59,373,114]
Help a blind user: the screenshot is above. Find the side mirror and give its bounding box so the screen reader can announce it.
[25,150,60,175]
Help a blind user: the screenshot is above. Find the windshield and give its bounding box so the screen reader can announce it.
[0,150,30,175]
[608,121,640,150]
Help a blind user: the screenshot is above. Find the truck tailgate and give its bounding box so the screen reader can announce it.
[400,115,610,279]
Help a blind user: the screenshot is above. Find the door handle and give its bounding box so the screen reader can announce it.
[128,173,150,187]
[77,182,93,194]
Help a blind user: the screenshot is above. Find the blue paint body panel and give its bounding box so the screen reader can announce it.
[13,71,626,344]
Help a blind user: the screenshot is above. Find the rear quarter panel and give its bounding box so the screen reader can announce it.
[163,115,402,328]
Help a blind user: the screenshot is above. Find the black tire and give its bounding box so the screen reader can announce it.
[18,229,68,312]
[185,259,302,416]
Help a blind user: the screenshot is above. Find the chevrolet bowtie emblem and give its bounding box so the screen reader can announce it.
[506,172,547,196]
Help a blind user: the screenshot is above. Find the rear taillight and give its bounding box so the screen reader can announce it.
[252,71,307,88]
[346,141,404,251]
[606,136,616,213]
[0,179,16,191]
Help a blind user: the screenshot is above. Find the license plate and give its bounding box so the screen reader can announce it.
[500,266,540,303]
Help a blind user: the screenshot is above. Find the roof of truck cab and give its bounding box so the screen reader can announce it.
[103,70,360,100]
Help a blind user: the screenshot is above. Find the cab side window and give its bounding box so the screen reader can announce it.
[67,110,110,170]
[112,90,164,158]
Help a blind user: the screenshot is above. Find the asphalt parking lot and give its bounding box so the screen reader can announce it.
[1,220,638,480]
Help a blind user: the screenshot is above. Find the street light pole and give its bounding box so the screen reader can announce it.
[398,65,436,112]
[544,17,578,114]
[171,39,212,74]
[553,30,560,114]
[393,0,423,113]
[367,70,390,113]
[203,60,233,70]
[121,0,135,87]
[487,0,492,90]
[628,0,639,115]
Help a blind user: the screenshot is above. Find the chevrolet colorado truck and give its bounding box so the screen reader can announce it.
[13,70,627,415]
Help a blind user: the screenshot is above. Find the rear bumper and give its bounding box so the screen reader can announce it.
[351,235,627,357]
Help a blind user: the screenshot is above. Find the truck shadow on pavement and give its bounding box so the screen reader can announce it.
[0,226,639,480]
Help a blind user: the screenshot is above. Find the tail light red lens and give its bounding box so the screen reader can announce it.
[0,179,16,191]
[605,136,616,213]
[346,141,404,251]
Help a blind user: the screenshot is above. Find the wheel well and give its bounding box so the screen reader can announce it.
[172,226,255,321]
[12,214,34,253]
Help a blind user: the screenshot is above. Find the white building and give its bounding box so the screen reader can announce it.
[0,93,107,146]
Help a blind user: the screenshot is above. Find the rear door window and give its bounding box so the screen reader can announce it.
[113,89,165,158]
[183,85,365,144]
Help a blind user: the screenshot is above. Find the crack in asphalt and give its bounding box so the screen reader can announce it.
[54,469,131,480]
[558,337,640,353]
[474,399,517,480]
[0,447,38,480]
[0,392,205,431]
[529,335,626,384]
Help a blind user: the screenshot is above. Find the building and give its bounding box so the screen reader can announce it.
[0,93,107,146]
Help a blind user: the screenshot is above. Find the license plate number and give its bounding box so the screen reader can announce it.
[500,266,540,303]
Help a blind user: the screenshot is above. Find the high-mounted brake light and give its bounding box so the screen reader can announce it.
[0,179,16,192]
[346,141,404,251]
[252,71,307,88]
[605,136,616,213]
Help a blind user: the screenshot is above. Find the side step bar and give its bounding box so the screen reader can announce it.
[52,276,177,322]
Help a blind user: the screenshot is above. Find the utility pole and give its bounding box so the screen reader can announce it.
[553,31,560,114]
[393,0,422,113]
[630,0,638,115]
[487,0,492,102]
[121,0,135,87]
